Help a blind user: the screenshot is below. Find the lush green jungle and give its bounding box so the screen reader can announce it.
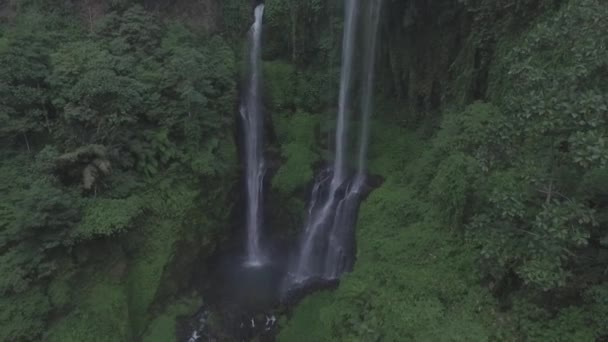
[1,0,607,341]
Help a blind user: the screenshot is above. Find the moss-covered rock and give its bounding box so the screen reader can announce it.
[142,295,201,342]
[46,281,131,342]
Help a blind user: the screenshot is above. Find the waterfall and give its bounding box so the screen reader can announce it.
[354,0,382,185]
[323,0,383,279]
[288,0,360,284]
[241,4,266,267]
[332,0,359,191]
[284,0,383,290]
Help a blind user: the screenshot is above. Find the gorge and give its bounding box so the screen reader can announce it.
[193,2,384,337]
[0,0,607,341]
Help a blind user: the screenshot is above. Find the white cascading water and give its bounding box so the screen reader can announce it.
[324,0,382,279]
[289,0,360,283]
[354,0,382,187]
[332,0,360,190]
[241,4,266,267]
[284,0,382,289]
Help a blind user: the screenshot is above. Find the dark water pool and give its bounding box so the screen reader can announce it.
[207,254,286,312]
[179,243,292,341]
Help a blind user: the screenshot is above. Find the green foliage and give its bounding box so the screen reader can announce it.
[489,0,608,163]
[47,273,72,310]
[504,298,598,341]
[95,5,162,56]
[0,287,51,341]
[263,61,296,111]
[0,15,53,139]
[263,59,336,114]
[45,281,131,342]
[278,292,333,342]
[2,0,607,341]
[436,102,508,171]
[366,121,422,177]
[284,2,608,338]
[142,295,201,342]
[119,179,207,337]
[264,0,333,64]
[584,285,608,337]
[131,129,178,177]
[429,153,476,228]
[460,0,608,292]
[570,130,608,169]
[0,160,81,295]
[273,142,316,194]
[272,112,319,194]
[73,196,144,241]
[126,219,180,336]
[468,184,596,289]
[0,4,239,341]
[219,0,251,41]
[294,68,338,113]
[50,40,145,144]
[281,131,497,341]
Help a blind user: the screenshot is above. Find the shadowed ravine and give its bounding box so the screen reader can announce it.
[186,1,383,340]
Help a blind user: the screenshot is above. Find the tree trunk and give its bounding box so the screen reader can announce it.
[23,132,30,153]
[290,2,297,62]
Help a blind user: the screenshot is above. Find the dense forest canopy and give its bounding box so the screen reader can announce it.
[0,0,607,341]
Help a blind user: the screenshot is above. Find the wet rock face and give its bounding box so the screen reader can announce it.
[280,277,340,306]
[233,313,279,341]
[177,247,343,341]
[179,305,280,342]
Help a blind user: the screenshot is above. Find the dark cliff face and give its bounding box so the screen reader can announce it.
[371,0,563,118]
[257,0,471,117]
[376,0,469,114]
[0,0,17,21]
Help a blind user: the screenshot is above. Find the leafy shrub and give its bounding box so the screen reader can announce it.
[0,288,51,341]
[272,112,319,194]
[263,61,296,111]
[429,153,477,228]
[45,282,130,342]
[73,196,144,241]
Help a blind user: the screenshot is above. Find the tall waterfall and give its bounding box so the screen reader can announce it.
[332,0,359,191]
[284,0,383,289]
[241,4,266,267]
[355,0,382,184]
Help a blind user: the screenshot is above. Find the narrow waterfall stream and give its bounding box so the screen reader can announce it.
[286,0,361,286]
[283,0,383,292]
[241,4,267,267]
[323,0,383,280]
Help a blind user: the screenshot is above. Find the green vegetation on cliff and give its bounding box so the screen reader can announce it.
[277,0,608,340]
[0,1,239,341]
